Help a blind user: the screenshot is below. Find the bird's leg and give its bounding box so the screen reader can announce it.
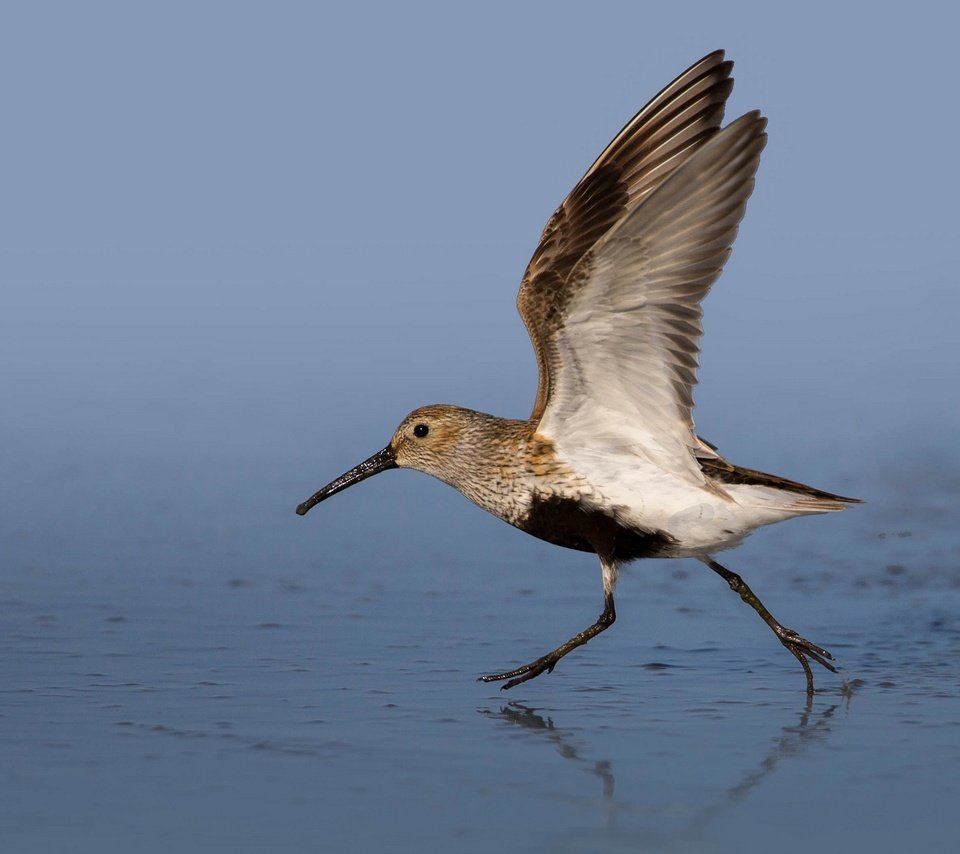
[700,557,836,694]
[479,592,616,691]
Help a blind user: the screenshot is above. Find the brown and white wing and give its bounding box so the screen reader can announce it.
[536,112,768,484]
[518,51,735,421]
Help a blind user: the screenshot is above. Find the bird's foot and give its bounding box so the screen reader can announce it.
[478,598,615,690]
[478,653,559,691]
[776,627,836,694]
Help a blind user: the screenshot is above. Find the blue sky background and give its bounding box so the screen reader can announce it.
[2,1,957,572]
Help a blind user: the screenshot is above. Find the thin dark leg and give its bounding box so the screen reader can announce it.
[479,593,616,691]
[702,557,836,694]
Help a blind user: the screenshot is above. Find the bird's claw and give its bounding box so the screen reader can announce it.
[479,656,557,691]
[775,627,837,694]
[778,628,837,673]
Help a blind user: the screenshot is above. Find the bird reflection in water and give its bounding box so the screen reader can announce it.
[479,695,847,838]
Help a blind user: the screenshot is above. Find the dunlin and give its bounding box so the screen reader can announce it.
[297,51,859,693]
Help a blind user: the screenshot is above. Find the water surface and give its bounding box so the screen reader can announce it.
[3,449,958,853]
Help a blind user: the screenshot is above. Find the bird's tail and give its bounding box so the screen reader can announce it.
[701,457,861,514]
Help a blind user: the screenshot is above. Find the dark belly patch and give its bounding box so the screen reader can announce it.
[520,494,675,562]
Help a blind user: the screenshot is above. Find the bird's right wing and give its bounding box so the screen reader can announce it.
[536,113,768,486]
[518,51,735,422]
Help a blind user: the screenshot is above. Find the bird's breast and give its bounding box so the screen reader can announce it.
[439,426,671,559]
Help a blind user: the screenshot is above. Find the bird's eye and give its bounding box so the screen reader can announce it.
[413,423,429,438]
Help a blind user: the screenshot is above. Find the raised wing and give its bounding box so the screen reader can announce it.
[536,112,767,484]
[519,51,734,420]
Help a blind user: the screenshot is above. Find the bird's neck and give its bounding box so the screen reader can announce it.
[437,412,577,525]
[435,413,546,524]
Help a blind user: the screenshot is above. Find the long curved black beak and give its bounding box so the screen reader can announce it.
[295,446,398,516]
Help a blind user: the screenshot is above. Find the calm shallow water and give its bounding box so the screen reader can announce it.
[2,447,958,853]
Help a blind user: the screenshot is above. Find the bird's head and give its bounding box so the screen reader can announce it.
[295,404,471,515]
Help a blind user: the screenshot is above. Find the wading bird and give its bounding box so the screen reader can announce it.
[297,51,858,693]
